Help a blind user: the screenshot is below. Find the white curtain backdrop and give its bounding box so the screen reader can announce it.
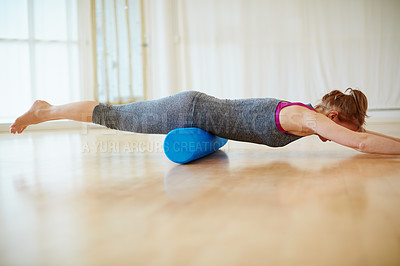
[143,0,400,109]
[94,0,144,104]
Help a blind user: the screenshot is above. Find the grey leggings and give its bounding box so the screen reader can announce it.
[92,91,303,147]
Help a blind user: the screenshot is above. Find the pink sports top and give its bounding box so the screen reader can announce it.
[275,102,316,134]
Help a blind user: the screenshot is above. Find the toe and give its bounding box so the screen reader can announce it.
[9,124,17,134]
[19,126,27,134]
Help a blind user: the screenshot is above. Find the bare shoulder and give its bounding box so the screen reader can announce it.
[310,111,365,148]
[278,105,316,136]
[280,106,365,148]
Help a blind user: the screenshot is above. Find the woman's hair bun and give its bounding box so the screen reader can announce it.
[317,88,368,131]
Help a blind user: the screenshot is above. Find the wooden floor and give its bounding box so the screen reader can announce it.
[1,122,400,266]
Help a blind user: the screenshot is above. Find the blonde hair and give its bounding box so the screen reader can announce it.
[316,88,368,131]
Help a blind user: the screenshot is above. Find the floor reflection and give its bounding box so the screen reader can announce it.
[163,150,230,200]
[163,152,400,208]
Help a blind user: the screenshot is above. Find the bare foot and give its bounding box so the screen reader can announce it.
[10,100,52,134]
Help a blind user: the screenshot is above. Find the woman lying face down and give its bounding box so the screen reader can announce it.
[9,88,400,155]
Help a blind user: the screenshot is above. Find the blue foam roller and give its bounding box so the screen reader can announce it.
[163,127,228,164]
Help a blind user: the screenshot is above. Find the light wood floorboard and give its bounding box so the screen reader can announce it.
[1,122,400,266]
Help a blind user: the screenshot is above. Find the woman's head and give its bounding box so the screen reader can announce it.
[316,88,368,132]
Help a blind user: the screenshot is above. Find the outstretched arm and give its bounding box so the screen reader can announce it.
[363,129,400,142]
[304,111,400,155]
